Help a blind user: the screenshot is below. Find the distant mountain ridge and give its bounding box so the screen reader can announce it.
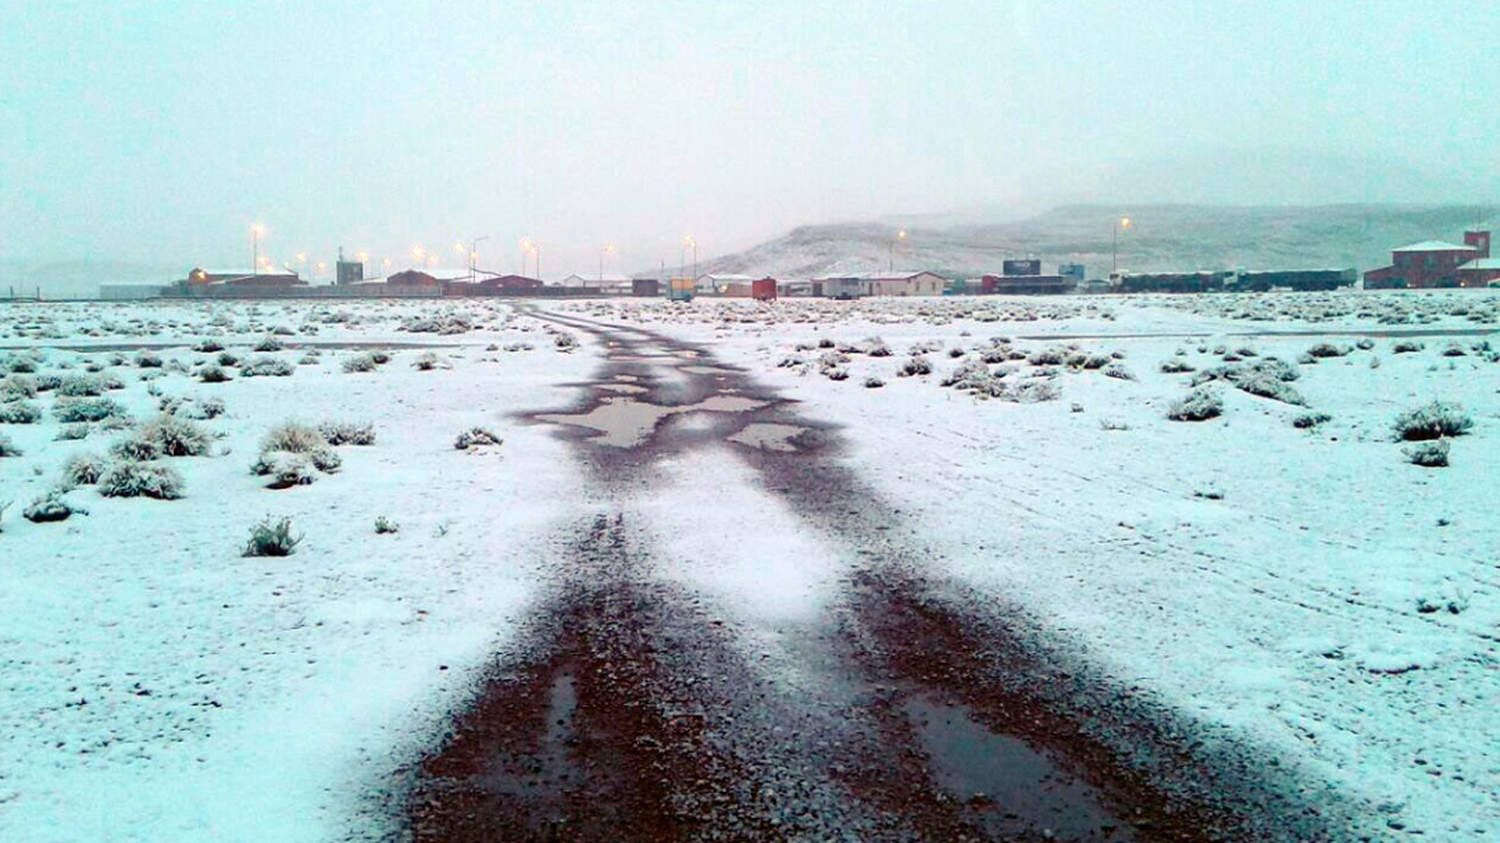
[676,204,1498,281]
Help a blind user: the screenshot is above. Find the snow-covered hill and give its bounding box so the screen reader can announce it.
[677,204,1498,281]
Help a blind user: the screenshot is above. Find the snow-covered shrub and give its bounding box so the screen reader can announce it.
[412,351,443,371]
[341,353,378,373]
[1355,338,1376,351]
[198,363,229,383]
[1393,401,1473,441]
[252,335,283,352]
[320,421,375,446]
[134,350,163,368]
[1167,388,1224,422]
[863,337,893,357]
[110,435,160,462]
[1403,440,1450,468]
[1293,412,1332,429]
[216,351,240,367]
[308,447,341,473]
[1009,380,1060,403]
[1440,343,1467,357]
[1083,354,1112,370]
[194,339,224,353]
[1102,363,1136,381]
[1159,359,1196,374]
[1235,373,1306,405]
[54,397,128,423]
[3,356,37,374]
[864,377,885,388]
[56,374,110,397]
[62,452,105,485]
[553,332,579,351]
[0,434,21,457]
[99,461,184,499]
[54,423,89,441]
[1306,342,1350,359]
[183,397,226,420]
[1027,347,1067,366]
[454,426,502,450]
[262,422,323,454]
[139,414,211,457]
[298,350,321,365]
[403,314,472,334]
[241,356,293,377]
[33,374,62,393]
[2,375,37,400]
[252,451,317,487]
[374,516,399,534]
[897,354,933,377]
[0,400,42,424]
[825,367,850,381]
[243,516,300,557]
[948,347,967,359]
[24,491,85,523]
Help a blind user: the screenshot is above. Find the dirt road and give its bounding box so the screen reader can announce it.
[402,310,1354,842]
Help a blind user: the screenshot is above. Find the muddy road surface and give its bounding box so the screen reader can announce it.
[402,309,1357,842]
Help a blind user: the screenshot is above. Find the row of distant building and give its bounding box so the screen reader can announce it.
[98,229,1500,301]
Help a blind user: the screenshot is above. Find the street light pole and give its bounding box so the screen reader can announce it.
[600,244,616,286]
[889,229,907,272]
[251,224,265,275]
[470,235,489,283]
[682,235,697,285]
[1112,216,1132,276]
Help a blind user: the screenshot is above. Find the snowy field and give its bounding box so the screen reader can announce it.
[558,290,1500,840]
[1,291,1498,840]
[0,301,596,841]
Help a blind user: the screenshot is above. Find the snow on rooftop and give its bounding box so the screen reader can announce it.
[1391,241,1477,253]
[1459,258,1500,270]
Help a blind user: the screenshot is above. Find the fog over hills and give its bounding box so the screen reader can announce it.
[682,204,1499,282]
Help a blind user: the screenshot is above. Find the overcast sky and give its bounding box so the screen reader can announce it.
[2,1,1496,279]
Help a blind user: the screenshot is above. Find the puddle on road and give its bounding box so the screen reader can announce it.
[727,423,808,452]
[537,398,683,448]
[482,672,580,800]
[905,695,1134,841]
[597,383,648,394]
[537,395,771,448]
[680,364,736,375]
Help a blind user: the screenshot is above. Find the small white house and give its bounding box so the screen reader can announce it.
[694,273,756,294]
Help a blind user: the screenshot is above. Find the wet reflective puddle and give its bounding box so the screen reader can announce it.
[537,395,771,448]
[905,695,1133,840]
[726,422,809,452]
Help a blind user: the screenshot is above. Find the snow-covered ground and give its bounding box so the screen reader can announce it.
[557,290,1500,839]
[2,291,1498,840]
[0,300,596,841]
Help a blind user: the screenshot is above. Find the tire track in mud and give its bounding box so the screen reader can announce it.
[403,308,1361,842]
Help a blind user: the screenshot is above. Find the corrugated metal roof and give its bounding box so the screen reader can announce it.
[1392,241,1477,252]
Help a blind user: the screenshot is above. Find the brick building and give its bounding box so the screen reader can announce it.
[1364,231,1489,289]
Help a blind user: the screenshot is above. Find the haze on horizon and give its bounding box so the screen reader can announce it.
[2,0,1497,282]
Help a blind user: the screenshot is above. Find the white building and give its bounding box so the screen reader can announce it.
[694,273,757,294]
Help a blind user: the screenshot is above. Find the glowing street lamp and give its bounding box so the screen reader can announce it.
[468,236,489,283]
[1112,216,1132,276]
[681,235,697,283]
[251,223,266,274]
[316,261,327,277]
[889,229,907,272]
[599,243,617,286]
[411,244,426,268]
[521,239,540,279]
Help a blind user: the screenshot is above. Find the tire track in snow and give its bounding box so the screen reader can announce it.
[402,307,1364,842]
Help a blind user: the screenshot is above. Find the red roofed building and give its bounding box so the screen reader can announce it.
[1364,231,1489,289]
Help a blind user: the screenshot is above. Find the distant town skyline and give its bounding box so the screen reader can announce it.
[3,1,1498,279]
